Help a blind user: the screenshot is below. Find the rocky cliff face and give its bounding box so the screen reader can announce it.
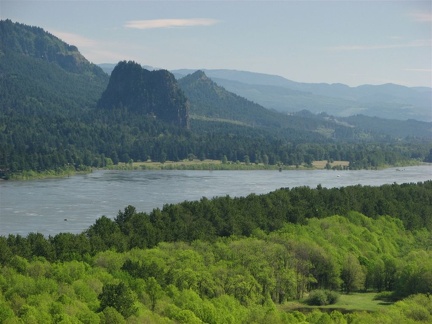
[98,61,189,128]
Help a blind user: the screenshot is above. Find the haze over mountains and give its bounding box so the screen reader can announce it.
[1,19,431,174]
[177,70,431,140]
[100,64,432,122]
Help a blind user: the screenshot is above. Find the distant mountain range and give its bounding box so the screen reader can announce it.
[99,64,431,122]
[177,70,431,140]
[1,19,431,174]
[174,69,432,122]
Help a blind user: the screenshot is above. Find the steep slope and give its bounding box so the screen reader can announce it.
[0,20,110,172]
[1,20,430,174]
[173,69,432,121]
[0,19,109,115]
[178,70,344,143]
[0,19,105,76]
[178,71,432,141]
[98,61,189,128]
[340,115,432,139]
[178,70,286,128]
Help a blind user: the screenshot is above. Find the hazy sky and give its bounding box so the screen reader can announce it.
[2,0,431,87]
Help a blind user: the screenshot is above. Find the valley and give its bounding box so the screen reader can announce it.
[0,19,431,323]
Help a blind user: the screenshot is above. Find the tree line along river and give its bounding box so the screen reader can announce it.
[0,165,431,236]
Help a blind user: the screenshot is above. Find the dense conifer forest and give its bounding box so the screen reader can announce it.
[1,20,431,178]
[1,181,432,322]
[1,20,432,323]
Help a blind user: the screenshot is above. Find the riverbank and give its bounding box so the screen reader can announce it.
[2,159,426,181]
[106,159,424,171]
[108,159,351,171]
[6,166,90,181]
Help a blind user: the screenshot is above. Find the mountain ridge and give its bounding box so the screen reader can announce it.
[98,61,189,128]
[101,63,430,121]
[1,20,431,174]
[173,68,432,121]
[178,70,431,140]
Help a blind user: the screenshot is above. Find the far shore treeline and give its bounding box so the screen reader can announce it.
[1,19,432,179]
[1,181,432,322]
[1,20,432,323]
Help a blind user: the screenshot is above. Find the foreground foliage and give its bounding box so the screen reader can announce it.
[1,181,432,322]
[1,214,431,322]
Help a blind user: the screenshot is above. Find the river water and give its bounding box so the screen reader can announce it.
[0,166,431,236]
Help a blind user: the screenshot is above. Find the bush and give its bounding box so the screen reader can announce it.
[373,291,395,302]
[326,290,340,305]
[306,290,340,306]
[307,290,327,306]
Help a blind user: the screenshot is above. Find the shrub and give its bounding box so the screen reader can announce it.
[306,290,340,306]
[373,291,395,302]
[307,290,328,306]
[328,290,339,304]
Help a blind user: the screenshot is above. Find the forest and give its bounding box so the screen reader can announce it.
[1,20,432,178]
[1,19,432,323]
[1,181,432,322]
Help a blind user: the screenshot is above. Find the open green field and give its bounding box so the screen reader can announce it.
[111,159,350,171]
[112,159,280,170]
[312,160,350,169]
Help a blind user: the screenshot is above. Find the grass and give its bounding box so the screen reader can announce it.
[281,292,393,314]
[110,159,296,171]
[331,292,392,312]
[312,160,350,169]
[3,159,349,181]
[110,159,353,171]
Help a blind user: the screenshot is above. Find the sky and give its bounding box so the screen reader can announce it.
[1,0,431,87]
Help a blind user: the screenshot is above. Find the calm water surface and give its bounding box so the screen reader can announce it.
[1,165,431,236]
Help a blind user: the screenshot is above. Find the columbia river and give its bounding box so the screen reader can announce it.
[1,165,431,236]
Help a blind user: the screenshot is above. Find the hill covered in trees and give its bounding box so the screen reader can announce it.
[0,19,431,177]
[178,70,432,141]
[0,19,108,112]
[173,68,432,122]
[1,181,431,322]
[98,61,189,128]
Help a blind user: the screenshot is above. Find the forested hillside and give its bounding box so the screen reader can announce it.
[173,68,432,122]
[98,61,189,128]
[1,182,431,322]
[179,71,431,141]
[1,19,431,177]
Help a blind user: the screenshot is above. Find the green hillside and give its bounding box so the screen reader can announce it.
[1,181,431,322]
[179,71,432,141]
[0,20,431,177]
[0,19,108,112]
[98,61,189,128]
[173,68,432,122]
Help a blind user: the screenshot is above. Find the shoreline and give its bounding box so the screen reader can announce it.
[2,159,427,181]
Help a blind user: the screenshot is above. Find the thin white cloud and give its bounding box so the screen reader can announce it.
[409,12,432,23]
[327,39,431,51]
[124,18,219,30]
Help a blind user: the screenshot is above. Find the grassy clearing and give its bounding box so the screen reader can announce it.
[312,160,350,169]
[110,159,299,171]
[281,292,393,314]
[330,292,392,312]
